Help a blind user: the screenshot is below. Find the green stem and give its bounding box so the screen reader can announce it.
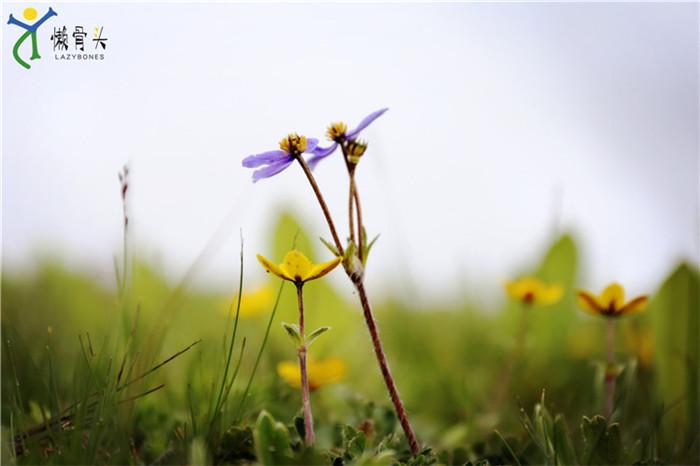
[605,318,616,420]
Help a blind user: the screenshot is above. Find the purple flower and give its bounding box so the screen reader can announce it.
[307,108,388,170]
[242,134,319,182]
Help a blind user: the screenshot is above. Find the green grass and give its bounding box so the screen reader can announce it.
[1,211,698,465]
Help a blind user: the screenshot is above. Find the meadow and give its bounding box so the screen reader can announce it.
[1,204,698,465]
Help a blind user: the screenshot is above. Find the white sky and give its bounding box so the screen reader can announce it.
[3,2,698,305]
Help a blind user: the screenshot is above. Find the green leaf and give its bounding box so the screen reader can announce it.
[552,415,577,465]
[319,237,339,256]
[281,322,302,347]
[273,211,314,262]
[254,410,292,465]
[347,430,366,459]
[306,326,331,347]
[581,415,623,465]
[650,263,699,447]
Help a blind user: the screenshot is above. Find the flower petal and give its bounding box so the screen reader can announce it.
[346,108,389,139]
[311,358,347,387]
[257,254,293,281]
[306,143,339,171]
[618,295,648,316]
[600,283,625,311]
[577,290,604,315]
[242,150,288,168]
[303,138,319,153]
[277,360,301,388]
[539,284,564,305]
[305,256,342,282]
[251,159,293,182]
[505,277,540,301]
[279,250,315,282]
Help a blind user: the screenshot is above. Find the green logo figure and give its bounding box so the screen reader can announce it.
[7,7,57,69]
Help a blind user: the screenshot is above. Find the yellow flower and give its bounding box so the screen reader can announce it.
[278,133,308,155]
[256,250,341,284]
[326,122,348,141]
[277,357,347,390]
[505,277,564,306]
[225,283,274,318]
[577,283,647,318]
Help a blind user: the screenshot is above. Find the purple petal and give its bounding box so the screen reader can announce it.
[313,143,339,158]
[346,108,389,139]
[242,150,289,168]
[252,159,294,182]
[305,142,339,171]
[304,138,319,153]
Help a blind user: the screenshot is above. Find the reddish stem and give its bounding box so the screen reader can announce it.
[355,280,420,455]
[296,283,314,445]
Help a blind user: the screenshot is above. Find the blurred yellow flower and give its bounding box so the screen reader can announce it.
[225,283,274,318]
[505,277,563,306]
[257,250,341,284]
[277,357,347,391]
[577,283,647,318]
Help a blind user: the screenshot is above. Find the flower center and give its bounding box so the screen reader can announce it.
[279,133,307,155]
[326,122,348,141]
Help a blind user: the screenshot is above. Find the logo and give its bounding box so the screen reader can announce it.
[7,6,57,69]
[7,6,110,69]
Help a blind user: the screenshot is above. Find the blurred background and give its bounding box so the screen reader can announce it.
[2,3,699,464]
[3,2,698,302]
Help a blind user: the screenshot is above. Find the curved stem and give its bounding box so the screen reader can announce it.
[295,157,344,256]
[355,280,420,455]
[296,283,314,445]
[295,156,419,455]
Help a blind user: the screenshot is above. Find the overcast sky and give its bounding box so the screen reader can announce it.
[3,2,698,305]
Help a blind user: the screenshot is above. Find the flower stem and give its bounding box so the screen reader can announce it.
[296,283,314,445]
[295,157,344,256]
[296,155,419,455]
[354,280,420,455]
[494,302,529,404]
[605,318,616,420]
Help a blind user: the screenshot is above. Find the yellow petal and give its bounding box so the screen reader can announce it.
[305,257,342,282]
[310,357,346,388]
[239,284,274,318]
[279,250,314,283]
[538,284,564,305]
[577,290,604,315]
[618,295,648,317]
[257,254,292,281]
[505,277,541,301]
[277,360,301,388]
[277,358,347,390]
[600,283,625,311]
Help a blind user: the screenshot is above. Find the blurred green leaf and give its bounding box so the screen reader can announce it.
[254,410,292,465]
[273,211,314,260]
[650,263,699,450]
[581,415,623,465]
